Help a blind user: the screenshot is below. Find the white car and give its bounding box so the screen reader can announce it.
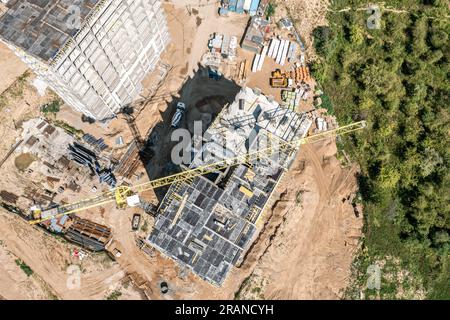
[171,102,186,128]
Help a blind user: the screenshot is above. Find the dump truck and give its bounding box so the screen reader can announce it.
[171,102,186,128]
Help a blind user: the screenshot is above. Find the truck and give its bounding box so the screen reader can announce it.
[171,102,186,128]
[208,67,223,80]
[132,213,141,231]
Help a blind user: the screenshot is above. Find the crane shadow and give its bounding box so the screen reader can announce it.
[138,64,241,203]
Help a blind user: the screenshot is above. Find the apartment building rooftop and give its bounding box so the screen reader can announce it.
[0,0,101,62]
[147,87,313,285]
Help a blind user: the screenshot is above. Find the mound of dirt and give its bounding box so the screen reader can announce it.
[14,153,35,171]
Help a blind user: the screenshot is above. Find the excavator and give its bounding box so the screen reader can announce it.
[29,120,367,225]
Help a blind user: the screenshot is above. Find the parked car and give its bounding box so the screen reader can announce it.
[132,213,141,231]
[171,102,186,128]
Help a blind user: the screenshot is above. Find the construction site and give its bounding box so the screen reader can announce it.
[0,0,364,300]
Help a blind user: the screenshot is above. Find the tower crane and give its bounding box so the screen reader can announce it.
[29,120,367,225]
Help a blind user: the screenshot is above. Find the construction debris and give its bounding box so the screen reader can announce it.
[0,190,19,204]
[241,16,271,53]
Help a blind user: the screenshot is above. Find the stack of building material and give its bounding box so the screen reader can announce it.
[210,33,223,54]
[83,133,108,151]
[0,190,19,204]
[221,35,230,57]
[287,42,297,62]
[64,217,113,252]
[257,45,268,71]
[68,142,116,187]
[293,66,311,83]
[229,36,238,58]
[252,53,261,73]
[281,90,300,110]
[114,141,141,179]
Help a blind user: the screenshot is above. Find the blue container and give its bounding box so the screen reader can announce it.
[228,0,237,11]
[249,0,260,16]
[236,0,244,13]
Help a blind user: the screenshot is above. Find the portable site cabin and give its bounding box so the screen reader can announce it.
[236,0,245,14]
[249,0,260,16]
[228,0,238,11]
[243,0,252,11]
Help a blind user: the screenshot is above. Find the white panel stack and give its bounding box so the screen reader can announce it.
[268,39,276,58]
[280,40,290,66]
[276,40,286,64]
[257,45,268,71]
[271,38,280,59]
[252,53,261,73]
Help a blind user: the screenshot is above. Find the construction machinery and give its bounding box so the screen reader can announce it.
[270,66,311,88]
[270,77,289,88]
[270,69,289,88]
[29,120,367,225]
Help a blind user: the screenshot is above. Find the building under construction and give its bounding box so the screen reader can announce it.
[147,87,313,286]
[0,0,169,120]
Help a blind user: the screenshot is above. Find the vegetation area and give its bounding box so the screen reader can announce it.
[0,71,30,109]
[15,258,34,277]
[106,290,122,300]
[41,99,62,114]
[51,119,84,138]
[141,220,149,233]
[312,1,449,299]
[266,3,277,19]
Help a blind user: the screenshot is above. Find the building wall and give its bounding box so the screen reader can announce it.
[7,0,170,120]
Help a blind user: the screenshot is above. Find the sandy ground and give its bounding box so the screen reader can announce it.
[0,43,28,93]
[276,0,329,60]
[0,0,362,300]
[235,141,363,299]
[0,209,144,300]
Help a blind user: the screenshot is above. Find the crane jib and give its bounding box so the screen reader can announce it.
[29,121,366,225]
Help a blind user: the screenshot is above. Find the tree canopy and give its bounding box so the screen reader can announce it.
[313,0,449,298]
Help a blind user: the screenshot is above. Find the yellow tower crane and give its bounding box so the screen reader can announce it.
[29,120,367,225]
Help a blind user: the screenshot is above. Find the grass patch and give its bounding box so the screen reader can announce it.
[234,276,251,300]
[141,220,149,233]
[51,120,84,138]
[0,71,30,110]
[319,93,334,115]
[265,3,276,19]
[106,290,122,300]
[41,99,62,114]
[15,259,34,277]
